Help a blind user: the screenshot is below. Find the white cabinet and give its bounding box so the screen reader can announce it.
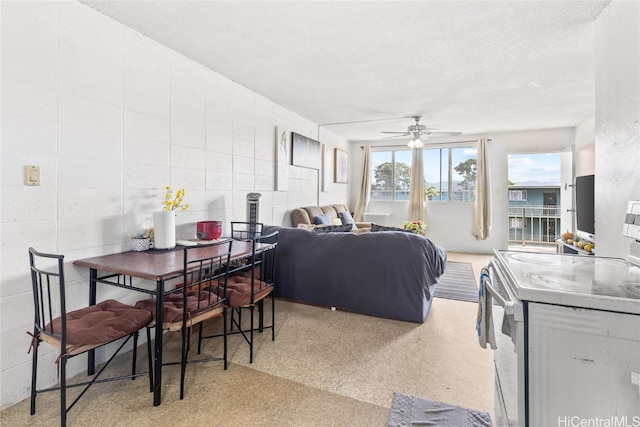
[528,303,640,425]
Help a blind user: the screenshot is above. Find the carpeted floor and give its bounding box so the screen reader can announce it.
[433,261,479,303]
[1,294,494,426]
[1,253,493,426]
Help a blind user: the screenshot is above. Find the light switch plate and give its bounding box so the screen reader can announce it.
[25,165,40,186]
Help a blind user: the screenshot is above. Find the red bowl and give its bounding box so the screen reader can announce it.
[196,221,222,240]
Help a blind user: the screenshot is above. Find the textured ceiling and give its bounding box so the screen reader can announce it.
[81,0,610,142]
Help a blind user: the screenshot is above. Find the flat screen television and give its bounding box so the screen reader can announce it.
[575,174,595,242]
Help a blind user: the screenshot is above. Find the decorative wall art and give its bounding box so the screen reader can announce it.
[275,127,289,191]
[334,148,348,183]
[291,132,321,169]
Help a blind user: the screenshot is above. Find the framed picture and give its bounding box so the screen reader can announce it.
[291,132,321,169]
[275,127,289,191]
[334,148,348,183]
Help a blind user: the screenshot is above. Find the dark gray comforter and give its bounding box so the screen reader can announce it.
[263,225,447,323]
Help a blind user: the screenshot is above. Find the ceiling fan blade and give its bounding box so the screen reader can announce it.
[426,131,462,136]
[382,134,411,140]
[378,116,462,140]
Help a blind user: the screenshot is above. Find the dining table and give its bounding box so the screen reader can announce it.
[73,239,270,406]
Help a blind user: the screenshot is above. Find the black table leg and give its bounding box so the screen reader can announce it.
[88,268,97,375]
[153,280,164,406]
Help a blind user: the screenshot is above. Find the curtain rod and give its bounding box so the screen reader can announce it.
[360,139,488,149]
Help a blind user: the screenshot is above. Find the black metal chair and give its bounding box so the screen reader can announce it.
[201,232,278,363]
[230,221,263,241]
[135,240,232,399]
[28,248,153,427]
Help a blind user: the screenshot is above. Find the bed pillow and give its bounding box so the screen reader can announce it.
[371,224,412,233]
[314,224,353,233]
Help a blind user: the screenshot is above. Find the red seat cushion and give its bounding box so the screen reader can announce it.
[46,299,153,346]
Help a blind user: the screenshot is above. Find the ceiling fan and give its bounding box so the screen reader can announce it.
[381,116,462,148]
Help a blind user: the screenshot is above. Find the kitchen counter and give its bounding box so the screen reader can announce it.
[493,250,640,314]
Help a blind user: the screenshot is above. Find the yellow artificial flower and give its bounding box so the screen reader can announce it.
[163,186,189,211]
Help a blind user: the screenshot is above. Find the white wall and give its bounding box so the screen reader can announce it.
[574,117,596,177]
[317,127,350,208]
[349,128,574,253]
[0,1,349,409]
[594,0,640,258]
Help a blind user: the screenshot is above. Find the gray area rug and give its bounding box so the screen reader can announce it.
[387,392,492,427]
[433,261,479,303]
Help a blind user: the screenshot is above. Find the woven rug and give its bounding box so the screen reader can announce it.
[387,392,492,426]
[433,261,478,303]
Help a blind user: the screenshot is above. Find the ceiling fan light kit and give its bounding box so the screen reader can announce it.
[407,136,424,149]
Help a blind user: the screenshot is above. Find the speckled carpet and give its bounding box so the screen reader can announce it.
[433,261,479,303]
[387,392,492,426]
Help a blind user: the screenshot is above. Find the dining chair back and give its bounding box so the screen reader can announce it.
[28,247,153,427]
[201,231,278,363]
[135,239,233,400]
[230,221,263,241]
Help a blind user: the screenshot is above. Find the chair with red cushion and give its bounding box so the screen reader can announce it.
[28,248,153,427]
[201,231,278,363]
[135,240,233,400]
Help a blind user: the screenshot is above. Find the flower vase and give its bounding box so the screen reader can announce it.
[153,210,176,249]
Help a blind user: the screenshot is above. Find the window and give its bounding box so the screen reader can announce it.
[423,146,477,201]
[370,145,477,202]
[370,150,412,200]
[509,190,528,201]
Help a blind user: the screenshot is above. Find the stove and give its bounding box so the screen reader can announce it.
[487,201,640,427]
[494,250,640,314]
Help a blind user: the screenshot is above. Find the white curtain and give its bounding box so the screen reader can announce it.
[408,146,426,224]
[354,145,371,221]
[473,138,492,240]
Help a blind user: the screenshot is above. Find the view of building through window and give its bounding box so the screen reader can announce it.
[507,152,562,247]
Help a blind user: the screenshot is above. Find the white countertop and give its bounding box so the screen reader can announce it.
[493,250,640,315]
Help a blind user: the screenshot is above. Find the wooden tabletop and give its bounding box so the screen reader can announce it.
[73,240,261,282]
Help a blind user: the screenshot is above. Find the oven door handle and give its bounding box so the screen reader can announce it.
[483,261,515,316]
[485,281,512,312]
